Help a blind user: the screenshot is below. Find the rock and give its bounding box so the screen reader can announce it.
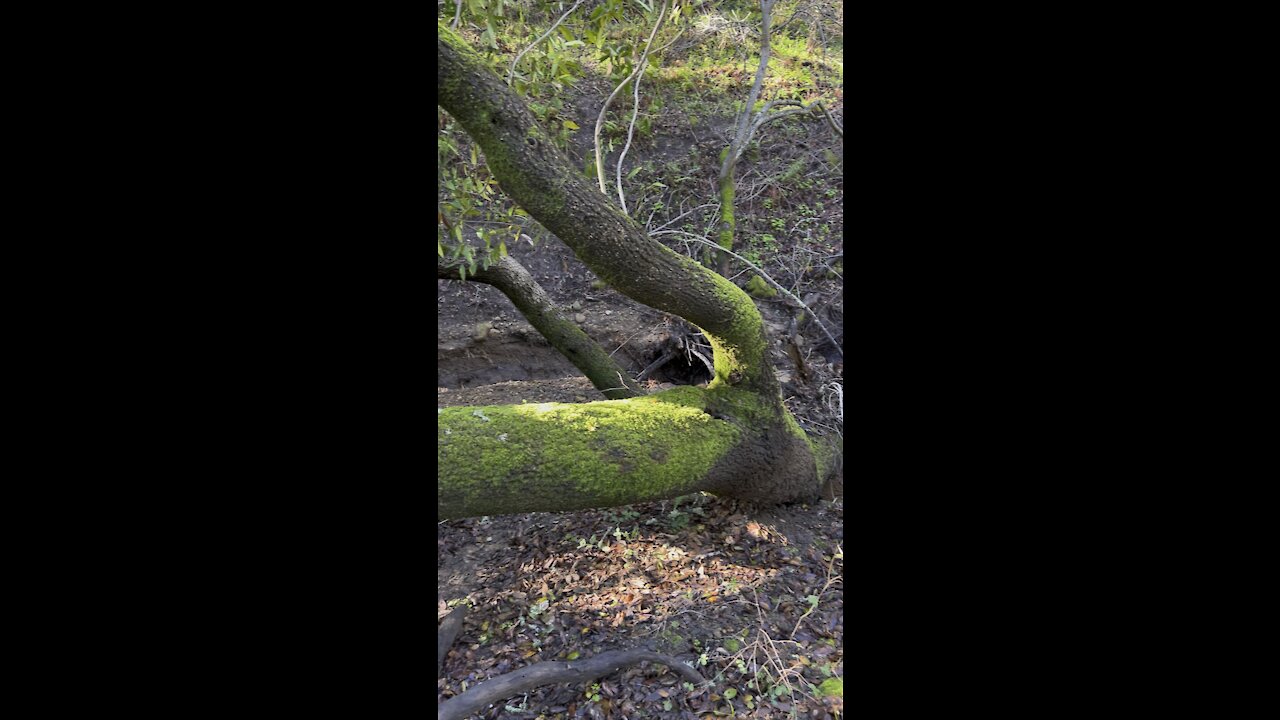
[574,313,587,323]
[571,300,584,311]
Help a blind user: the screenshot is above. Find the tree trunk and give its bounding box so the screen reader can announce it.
[437,22,837,519]
[438,255,644,399]
[439,385,834,520]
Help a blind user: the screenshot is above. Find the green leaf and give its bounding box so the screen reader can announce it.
[459,265,467,282]
[498,241,508,257]
[567,650,580,660]
[563,120,580,130]
[724,688,737,699]
[438,242,445,257]
[626,165,643,180]
[662,700,672,711]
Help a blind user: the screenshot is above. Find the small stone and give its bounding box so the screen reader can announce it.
[575,313,587,323]
[571,300,584,311]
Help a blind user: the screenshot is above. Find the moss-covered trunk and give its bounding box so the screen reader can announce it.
[439,386,831,520]
[437,23,836,518]
[440,388,732,519]
[439,24,774,395]
[438,255,644,399]
[715,156,736,278]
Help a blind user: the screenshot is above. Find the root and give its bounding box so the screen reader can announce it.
[438,649,703,720]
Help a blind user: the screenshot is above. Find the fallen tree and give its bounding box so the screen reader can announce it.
[437,21,839,520]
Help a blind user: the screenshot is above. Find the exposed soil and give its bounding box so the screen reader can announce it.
[439,378,843,719]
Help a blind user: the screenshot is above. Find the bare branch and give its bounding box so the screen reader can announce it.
[723,0,776,177]
[451,0,461,29]
[601,0,669,203]
[507,0,585,85]
[650,230,842,358]
[812,100,844,138]
[651,203,719,232]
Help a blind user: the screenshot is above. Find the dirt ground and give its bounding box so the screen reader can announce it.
[439,346,844,720]
[438,46,844,720]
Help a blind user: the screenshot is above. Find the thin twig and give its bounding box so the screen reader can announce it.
[506,0,585,85]
[611,0,669,209]
[651,203,718,232]
[650,230,842,358]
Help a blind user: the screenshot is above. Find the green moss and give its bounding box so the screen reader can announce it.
[818,677,843,698]
[744,275,776,298]
[438,387,739,518]
[701,273,769,388]
[718,176,736,251]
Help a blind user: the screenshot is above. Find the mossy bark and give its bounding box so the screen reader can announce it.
[437,23,837,517]
[438,386,826,520]
[438,255,644,399]
[715,163,736,277]
[438,23,774,394]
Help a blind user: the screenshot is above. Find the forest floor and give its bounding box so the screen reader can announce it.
[437,238,845,720]
[439,3,844,717]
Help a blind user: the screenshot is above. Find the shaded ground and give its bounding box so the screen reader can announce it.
[438,381,843,720]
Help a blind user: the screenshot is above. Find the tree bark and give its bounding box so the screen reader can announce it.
[438,254,644,399]
[439,23,776,396]
[437,22,838,519]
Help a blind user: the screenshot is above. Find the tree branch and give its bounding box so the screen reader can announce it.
[507,0,585,85]
[650,230,843,358]
[438,649,704,720]
[812,100,844,138]
[602,0,669,203]
[723,0,775,179]
[440,22,782,393]
[438,254,644,398]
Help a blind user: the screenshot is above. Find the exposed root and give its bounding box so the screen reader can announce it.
[438,649,704,720]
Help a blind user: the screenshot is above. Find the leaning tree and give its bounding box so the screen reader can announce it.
[437,21,840,522]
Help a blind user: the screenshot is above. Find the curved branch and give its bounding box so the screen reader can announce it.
[438,649,703,720]
[812,100,844,138]
[507,0,585,85]
[650,230,842,358]
[598,1,669,199]
[438,254,644,399]
[440,23,780,393]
